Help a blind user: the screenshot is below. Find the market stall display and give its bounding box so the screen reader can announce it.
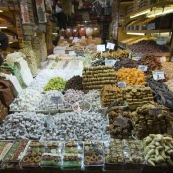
[161,62,173,80]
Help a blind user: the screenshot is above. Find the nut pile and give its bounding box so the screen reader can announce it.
[100,85,124,107]
[10,89,43,111]
[165,79,173,92]
[143,134,173,166]
[64,75,83,91]
[122,139,145,164]
[107,106,132,139]
[82,66,117,90]
[91,58,105,66]
[43,112,109,141]
[124,85,153,107]
[104,139,124,164]
[129,40,170,53]
[138,55,161,74]
[161,62,173,80]
[113,58,138,71]
[117,68,146,85]
[131,102,171,139]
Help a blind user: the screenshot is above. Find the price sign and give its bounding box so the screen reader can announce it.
[47,105,57,110]
[135,56,141,61]
[156,36,167,45]
[116,118,128,127]
[138,65,148,72]
[152,70,165,80]
[167,127,173,135]
[81,36,85,39]
[97,44,105,52]
[118,82,126,88]
[69,51,75,55]
[147,23,155,30]
[106,42,115,50]
[149,108,162,115]
[60,36,64,39]
[105,59,116,66]
[69,36,73,40]
[51,96,62,104]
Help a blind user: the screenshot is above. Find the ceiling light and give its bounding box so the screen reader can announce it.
[148,8,173,17]
[0,10,3,12]
[127,32,145,35]
[0,26,7,28]
[130,9,150,18]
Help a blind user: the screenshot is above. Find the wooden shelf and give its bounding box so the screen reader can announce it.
[125,2,173,18]
[123,29,172,34]
[9,39,18,43]
[0,7,19,11]
[120,1,133,6]
[0,24,14,28]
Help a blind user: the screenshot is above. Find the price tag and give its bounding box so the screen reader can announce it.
[89,36,92,38]
[135,56,141,61]
[97,44,105,52]
[118,82,126,88]
[60,36,64,39]
[167,127,173,135]
[106,42,115,50]
[51,96,62,104]
[149,108,162,115]
[81,36,85,39]
[116,118,127,127]
[156,36,167,45]
[152,70,165,80]
[147,23,155,30]
[69,51,75,55]
[69,36,73,40]
[105,59,116,66]
[47,105,57,110]
[138,65,148,72]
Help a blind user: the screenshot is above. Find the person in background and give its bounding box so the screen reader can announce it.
[0,32,8,66]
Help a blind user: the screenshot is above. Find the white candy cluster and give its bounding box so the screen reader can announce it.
[28,69,82,92]
[37,90,63,110]
[10,89,43,111]
[3,112,47,140]
[44,112,109,141]
[85,90,101,110]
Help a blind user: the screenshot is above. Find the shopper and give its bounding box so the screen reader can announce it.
[0,32,8,66]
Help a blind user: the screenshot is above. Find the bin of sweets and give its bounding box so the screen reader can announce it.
[92,25,100,36]
[72,27,79,37]
[62,141,83,168]
[3,140,29,169]
[79,25,86,37]
[84,141,104,166]
[86,25,93,36]
[20,141,44,168]
[40,141,63,168]
[66,27,73,37]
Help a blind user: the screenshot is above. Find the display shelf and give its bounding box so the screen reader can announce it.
[123,29,172,34]
[132,52,170,57]
[0,24,14,28]
[0,7,19,11]
[120,1,134,6]
[125,2,173,18]
[9,39,18,43]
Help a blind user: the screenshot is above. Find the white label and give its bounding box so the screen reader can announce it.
[69,51,75,55]
[89,36,92,38]
[47,105,57,110]
[81,36,85,39]
[167,127,173,135]
[116,118,127,127]
[51,96,62,104]
[105,59,116,66]
[156,36,167,45]
[118,82,126,88]
[152,70,165,80]
[9,75,23,94]
[106,42,115,50]
[138,65,148,72]
[97,44,105,52]
[147,23,155,30]
[60,36,64,39]
[149,108,162,115]
[69,36,73,40]
[135,56,141,61]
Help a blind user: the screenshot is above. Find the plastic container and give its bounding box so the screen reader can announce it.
[79,25,86,37]
[92,24,100,37]
[62,141,83,168]
[86,25,93,36]
[72,26,79,37]
[60,28,66,37]
[65,27,73,37]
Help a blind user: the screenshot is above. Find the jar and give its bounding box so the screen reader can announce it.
[59,28,66,37]
[93,25,100,36]
[79,25,86,37]
[72,26,79,37]
[86,25,93,36]
[65,26,73,37]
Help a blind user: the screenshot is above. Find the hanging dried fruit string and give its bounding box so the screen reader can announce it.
[61,0,72,18]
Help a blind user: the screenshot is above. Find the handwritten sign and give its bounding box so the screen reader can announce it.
[106,42,115,50]
[152,70,165,80]
[147,23,155,30]
[69,51,75,56]
[51,96,62,104]
[149,108,162,115]
[138,65,148,72]
[157,36,167,45]
[118,82,126,88]
[105,59,116,66]
[97,44,105,52]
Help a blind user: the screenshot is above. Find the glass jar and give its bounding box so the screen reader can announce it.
[79,25,86,37]
[86,25,93,36]
[65,26,73,37]
[72,26,79,37]
[92,24,100,36]
[59,28,66,37]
